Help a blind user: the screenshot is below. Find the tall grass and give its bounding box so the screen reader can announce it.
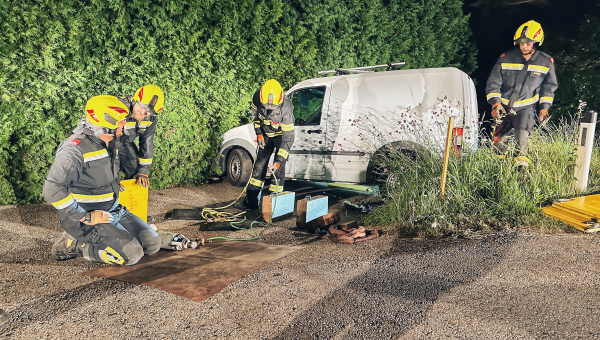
[365,117,600,235]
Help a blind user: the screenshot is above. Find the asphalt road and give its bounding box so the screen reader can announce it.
[1,180,600,339]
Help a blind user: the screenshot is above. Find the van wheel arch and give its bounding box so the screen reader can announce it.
[365,142,429,184]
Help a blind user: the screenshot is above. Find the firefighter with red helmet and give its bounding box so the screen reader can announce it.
[486,20,558,166]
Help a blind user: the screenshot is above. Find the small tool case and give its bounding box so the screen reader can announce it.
[262,191,296,222]
[296,195,329,226]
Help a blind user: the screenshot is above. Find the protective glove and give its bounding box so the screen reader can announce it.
[82,210,113,225]
[539,109,550,126]
[267,162,280,175]
[135,173,149,188]
[257,134,265,149]
[491,103,506,119]
[120,183,126,192]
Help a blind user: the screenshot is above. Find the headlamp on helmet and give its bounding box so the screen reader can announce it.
[84,95,129,130]
[260,79,284,110]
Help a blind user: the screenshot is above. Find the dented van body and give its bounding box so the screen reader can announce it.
[219,67,478,186]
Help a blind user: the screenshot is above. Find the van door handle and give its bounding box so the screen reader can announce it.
[307,129,322,134]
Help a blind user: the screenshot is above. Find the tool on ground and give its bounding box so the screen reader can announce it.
[157,231,203,250]
[321,224,379,244]
[262,191,295,222]
[297,195,328,224]
[575,110,597,192]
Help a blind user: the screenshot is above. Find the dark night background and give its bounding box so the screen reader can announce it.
[462,0,600,133]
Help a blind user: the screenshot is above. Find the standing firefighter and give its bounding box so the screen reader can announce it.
[117,84,163,221]
[117,85,163,189]
[486,20,558,166]
[44,96,160,265]
[246,79,295,209]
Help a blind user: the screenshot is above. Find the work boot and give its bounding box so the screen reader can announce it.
[52,231,79,261]
[514,155,531,167]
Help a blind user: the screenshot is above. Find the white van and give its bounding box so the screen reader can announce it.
[219,66,479,187]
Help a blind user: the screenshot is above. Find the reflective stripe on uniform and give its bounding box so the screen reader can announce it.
[254,121,261,128]
[513,94,539,108]
[501,98,509,105]
[501,63,524,70]
[277,149,289,159]
[269,184,284,193]
[99,246,125,265]
[72,192,114,203]
[527,65,550,74]
[266,132,282,137]
[124,122,137,130]
[263,120,272,126]
[540,96,554,104]
[249,178,264,188]
[139,158,152,165]
[83,150,109,163]
[51,194,75,210]
[280,123,294,132]
[139,121,152,128]
[487,93,501,100]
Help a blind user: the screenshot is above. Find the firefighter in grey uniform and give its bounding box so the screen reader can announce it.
[486,20,558,166]
[44,96,161,264]
[246,79,295,209]
[117,84,164,189]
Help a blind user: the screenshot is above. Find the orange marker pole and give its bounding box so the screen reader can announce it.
[440,116,454,199]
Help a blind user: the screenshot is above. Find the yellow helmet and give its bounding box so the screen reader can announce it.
[514,20,544,46]
[133,84,164,115]
[85,95,129,130]
[260,79,284,109]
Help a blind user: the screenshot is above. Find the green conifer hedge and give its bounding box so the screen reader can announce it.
[0,0,475,204]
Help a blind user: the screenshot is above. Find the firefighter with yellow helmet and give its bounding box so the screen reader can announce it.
[116,84,164,189]
[43,96,161,264]
[485,20,558,166]
[245,79,295,209]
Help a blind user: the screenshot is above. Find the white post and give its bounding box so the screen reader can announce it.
[575,110,597,192]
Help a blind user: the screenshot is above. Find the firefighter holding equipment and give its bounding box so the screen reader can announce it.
[116,84,164,188]
[486,20,558,166]
[246,79,295,209]
[44,96,161,265]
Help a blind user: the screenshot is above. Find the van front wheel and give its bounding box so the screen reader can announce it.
[226,148,253,187]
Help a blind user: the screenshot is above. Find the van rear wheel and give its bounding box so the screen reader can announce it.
[227,148,253,187]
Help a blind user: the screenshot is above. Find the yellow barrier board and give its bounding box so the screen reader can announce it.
[543,194,600,233]
[119,179,148,223]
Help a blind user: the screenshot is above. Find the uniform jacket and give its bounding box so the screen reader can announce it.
[118,96,158,175]
[251,89,295,164]
[486,48,558,111]
[43,128,120,229]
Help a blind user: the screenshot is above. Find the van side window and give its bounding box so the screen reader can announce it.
[291,86,326,125]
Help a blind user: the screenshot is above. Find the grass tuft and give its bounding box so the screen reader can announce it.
[366,117,600,236]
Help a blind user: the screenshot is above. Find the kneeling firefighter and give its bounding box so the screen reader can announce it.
[485,20,558,166]
[44,96,161,265]
[246,79,295,209]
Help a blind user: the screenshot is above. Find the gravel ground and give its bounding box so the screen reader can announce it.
[1,181,600,339]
